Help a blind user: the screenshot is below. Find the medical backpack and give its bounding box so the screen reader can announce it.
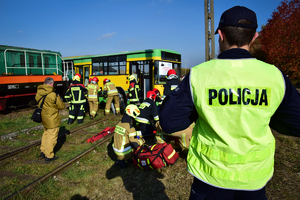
[132,142,179,170]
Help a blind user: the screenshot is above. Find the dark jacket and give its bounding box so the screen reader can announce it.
[35,84,65,128]
[163,78,180,96]
[64,80,87,104]
[136,98,159,124]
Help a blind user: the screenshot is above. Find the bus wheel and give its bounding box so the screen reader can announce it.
[118,93,126,114]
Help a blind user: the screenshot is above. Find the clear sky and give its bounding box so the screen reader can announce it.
[0,0,283,68]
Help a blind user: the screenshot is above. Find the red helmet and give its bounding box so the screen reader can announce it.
[89,78,92,83]
[75,73,81,79]
[147,91,157,101]
[103,78,109,85]
[152,88,160,96]
[167,69,177,77]
[92,77,99,83]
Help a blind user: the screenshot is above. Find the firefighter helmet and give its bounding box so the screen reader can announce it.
[128,75,136,81]
[125,104,140,118]
[147,91,157,101]
[92,77,99,83]
[89,78,92,83]
[152,88,160,96]
[73,74,81,81]
[103,78,109,85]
[167,69,177,77]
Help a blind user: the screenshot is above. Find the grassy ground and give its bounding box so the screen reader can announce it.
[0,108,300,199]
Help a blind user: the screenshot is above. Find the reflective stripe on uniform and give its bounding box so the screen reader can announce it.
[112,143,132,155]
[136,117,150,124]
[108,89,118,94]
[171,85,178,90]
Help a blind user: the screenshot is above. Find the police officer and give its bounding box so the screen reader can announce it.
[136,91,159,137]
[163,69,180,96]
[127,75,141,105]
[64,74,87,124]
[113,104,145,169]
[160,6,300,200]
[103,78,120,115]
[87,77,101,119]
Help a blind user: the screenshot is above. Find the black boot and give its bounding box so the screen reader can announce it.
[40,152,45,158]
[116,160,128,169]
[45,156,59,163]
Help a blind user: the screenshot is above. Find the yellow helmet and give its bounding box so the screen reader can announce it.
[128,75,136,81]
[125,104,140,118]
[72,73,81,81]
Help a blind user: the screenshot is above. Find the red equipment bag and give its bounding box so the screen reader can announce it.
[87,127,115,143]
[132,142,179,170]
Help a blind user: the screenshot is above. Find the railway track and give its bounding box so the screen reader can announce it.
[0,115,116,161]
[0,114,121,199]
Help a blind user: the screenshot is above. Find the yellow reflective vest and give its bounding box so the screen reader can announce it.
[188,58,285,190]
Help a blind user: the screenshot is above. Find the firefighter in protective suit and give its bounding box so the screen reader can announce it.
[136,91,159,137]
[64,74,87,124]
[113,104,145,169]
[103,78,120,115]
[163,69,180,96]
[127,75,141,105]
[87,77,101,119]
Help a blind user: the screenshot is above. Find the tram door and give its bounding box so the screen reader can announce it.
[130,61,151,100]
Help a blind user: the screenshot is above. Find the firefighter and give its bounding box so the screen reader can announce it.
[87,77,101,119]
[163,69,180,96]
[103,78,120,115]
[152,88,163,107]
[136,91,159,137]
[64,74,87,124]
[127,75,141,105]
[113,104,145,169]
[156,122,194,151]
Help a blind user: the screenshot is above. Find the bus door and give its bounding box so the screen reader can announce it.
[129,61,151,100]
[75,65,90,86]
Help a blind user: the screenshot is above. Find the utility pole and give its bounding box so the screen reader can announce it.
[204,0,215,61]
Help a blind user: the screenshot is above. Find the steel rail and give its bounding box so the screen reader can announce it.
[4,132,114,200]
[0,115,115,161]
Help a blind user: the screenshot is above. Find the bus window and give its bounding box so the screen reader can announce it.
[120,61,126,74]
[154,61,173,84]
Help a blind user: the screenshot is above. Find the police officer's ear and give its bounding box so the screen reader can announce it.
[218,29,225,43]
[250,32,259,45]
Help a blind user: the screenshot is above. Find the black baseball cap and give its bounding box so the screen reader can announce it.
[215,6,258,34]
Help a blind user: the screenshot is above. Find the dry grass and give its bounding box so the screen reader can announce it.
[0,108,299,200]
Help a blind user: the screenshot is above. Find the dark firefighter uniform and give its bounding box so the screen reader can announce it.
[136,97,159,136]
[64,80,87,124]
[163,78,180,96]
[128,78,141,105]
[87,82,101,118]
[103,80,120,115]
[113,118,145,161]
